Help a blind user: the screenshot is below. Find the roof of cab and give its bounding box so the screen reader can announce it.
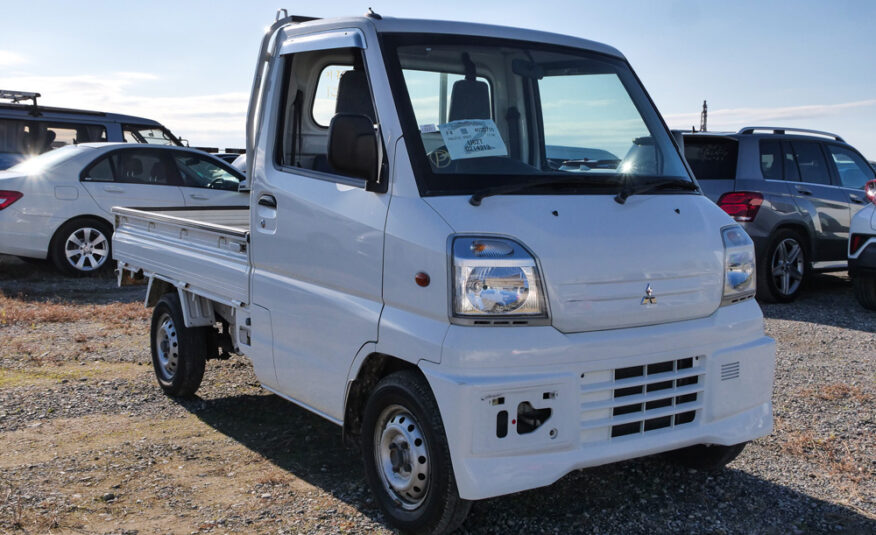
[0,103,164,125]
[280,15,626,60]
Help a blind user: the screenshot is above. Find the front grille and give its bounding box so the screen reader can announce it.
[579,357,705,443]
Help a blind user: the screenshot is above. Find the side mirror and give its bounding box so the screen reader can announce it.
[328,113,380,188]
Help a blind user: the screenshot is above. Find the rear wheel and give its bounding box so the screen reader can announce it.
[150,293,207,397]
[361,370,471,535]
[757,229,807,303]
[666,442,747,472]
[51,218,112,276]
[853,275,876,310]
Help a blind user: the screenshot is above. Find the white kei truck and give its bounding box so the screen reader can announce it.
[112,11,776,534]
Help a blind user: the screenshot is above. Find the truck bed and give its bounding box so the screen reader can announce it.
[112,206,250,306]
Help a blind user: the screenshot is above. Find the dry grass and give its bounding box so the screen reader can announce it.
[779,428,872,484]
[797,383,873,403]
[0,293,149,327]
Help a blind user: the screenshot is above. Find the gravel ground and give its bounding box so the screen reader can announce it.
[0,254,874,534]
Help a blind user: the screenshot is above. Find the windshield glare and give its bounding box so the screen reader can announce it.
[386,36,690,195]
[7,145,84,174]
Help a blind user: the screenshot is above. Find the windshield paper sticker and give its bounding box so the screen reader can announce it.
[438,119,507,160]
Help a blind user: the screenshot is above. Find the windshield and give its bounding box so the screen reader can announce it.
[7,144,85,174]
[382,34,690,196]
[122,124,181,146]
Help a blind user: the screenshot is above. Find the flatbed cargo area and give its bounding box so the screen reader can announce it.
[113,205,250,306]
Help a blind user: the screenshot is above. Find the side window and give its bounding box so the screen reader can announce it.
[313,65,354,127]
[781,141,799,181]
[759,140,782,180]
[42,123,106,149]
[825,144,874,189]
[277,47,376,178]
[790,141,830,185]
[173,153,241,191]
[110,150,176,185]
[83,156,115,182]
[123,125,176,145]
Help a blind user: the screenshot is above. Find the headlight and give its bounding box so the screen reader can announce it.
[452,237,547,322]
[721,225,756,305]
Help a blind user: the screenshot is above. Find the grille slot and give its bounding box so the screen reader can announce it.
[721,361,740,381]
[579,357,704,441]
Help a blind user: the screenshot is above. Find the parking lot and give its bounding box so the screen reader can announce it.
[0,253,873,534]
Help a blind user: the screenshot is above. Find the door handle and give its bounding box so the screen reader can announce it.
[103,186,124,193]
[849,194,865,204]
[257,194,277,208]
[795,186,813,196]
[189,194,209,201]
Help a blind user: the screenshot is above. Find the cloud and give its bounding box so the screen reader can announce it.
[663,99,876,131]
[0,72,248,149]
[0,50,26,66]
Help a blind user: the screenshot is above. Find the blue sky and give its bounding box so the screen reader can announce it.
[1,0,874,157]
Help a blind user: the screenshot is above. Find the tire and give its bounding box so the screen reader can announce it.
[853,275,876,310]
[150,293,207,398]
[666,442,747,472]
[361,370,471,535]
[757,229,808,303]
[50,218,113,276]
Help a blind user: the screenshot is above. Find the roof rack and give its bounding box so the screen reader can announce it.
[0,90,40,107]
[737,126,845,143]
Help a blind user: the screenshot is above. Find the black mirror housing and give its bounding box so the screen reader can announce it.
[328,113,380,187]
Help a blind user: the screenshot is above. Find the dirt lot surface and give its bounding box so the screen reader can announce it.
[0,254,874,534]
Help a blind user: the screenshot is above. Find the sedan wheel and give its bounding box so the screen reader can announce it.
[64,227,110,272]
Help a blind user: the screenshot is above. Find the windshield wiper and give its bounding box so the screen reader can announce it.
[613,177,699,205]
[469,176,618,206]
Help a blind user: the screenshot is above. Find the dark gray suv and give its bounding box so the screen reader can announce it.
[684,127,876,302]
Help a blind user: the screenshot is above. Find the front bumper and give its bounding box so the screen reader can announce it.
[420,299,774,500]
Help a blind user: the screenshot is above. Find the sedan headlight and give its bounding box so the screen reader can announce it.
[721,225,756,305]
[452,237,547,322]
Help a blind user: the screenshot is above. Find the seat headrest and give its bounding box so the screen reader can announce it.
[448,79,491,122]
[149,161,166,182]
[335,70,375,122]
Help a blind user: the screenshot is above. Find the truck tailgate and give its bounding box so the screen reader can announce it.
[112,207,250,305]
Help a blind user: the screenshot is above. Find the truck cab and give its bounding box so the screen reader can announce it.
[113,13,775,535]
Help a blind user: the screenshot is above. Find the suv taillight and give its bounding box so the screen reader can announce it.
[717,191,763,222]
[0,191,22,210]
[865,180,876,204]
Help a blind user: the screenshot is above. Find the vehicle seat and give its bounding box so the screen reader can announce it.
[149,161,168,184]
[317,69,376,174]
[448,79,491,121]
[121,158,143,179]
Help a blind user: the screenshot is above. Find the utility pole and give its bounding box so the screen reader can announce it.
[700,100,708,132]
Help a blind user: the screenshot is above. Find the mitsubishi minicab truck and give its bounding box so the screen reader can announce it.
[112,11,776,535]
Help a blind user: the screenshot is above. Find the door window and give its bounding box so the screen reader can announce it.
[277,47,377,180]
[759,140,782,180]
[0,118,106,155]
[825,144,874,189]
[173,153,241,191]
[789,141,830,185]
[683,137,738,180]
[110,150,177,185]
[83,156,115,182]
[122,125,179,145]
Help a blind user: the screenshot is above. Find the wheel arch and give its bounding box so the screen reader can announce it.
[343,352,426,447]
[770,221,814,262]
[47,213,114,257]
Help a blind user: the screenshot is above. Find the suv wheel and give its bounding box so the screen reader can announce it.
[758,229,807,303]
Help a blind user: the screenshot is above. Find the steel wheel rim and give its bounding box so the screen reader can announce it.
[154,312,179,381]
[770,237,804,296]
[373,404,430,510]
[64,227,109,271]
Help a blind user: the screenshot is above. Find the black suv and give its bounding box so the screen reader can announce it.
[684,127,876,302]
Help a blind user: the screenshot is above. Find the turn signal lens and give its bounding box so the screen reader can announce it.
[0,190,22,210]
[717,191,763,222]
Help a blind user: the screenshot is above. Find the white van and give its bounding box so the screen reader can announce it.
[112,13,776,535]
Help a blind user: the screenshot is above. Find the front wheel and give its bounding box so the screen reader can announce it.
[150,293,207,397]
[757,229,807,303]
[853,275,876,310]
[665,442,747,472]
[362,370,471,535]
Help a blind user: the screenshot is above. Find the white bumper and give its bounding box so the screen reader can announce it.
[420,300,774,500]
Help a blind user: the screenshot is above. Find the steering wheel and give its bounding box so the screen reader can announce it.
[207,178,225,189]
[427,146,452,169]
